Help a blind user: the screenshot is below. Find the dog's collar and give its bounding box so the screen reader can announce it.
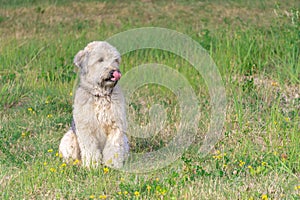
[94,93,111,98]
[79,83,115,98]
[93,87,114,98]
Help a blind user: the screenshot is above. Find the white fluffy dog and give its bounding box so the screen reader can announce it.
[59,41,129,168]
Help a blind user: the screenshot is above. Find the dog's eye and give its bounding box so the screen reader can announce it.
[98,58,104,63]
[115,58,119,65]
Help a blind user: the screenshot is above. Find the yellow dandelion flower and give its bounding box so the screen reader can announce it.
[73,159,80,165]
[60,163,67,168]
[156,178,160,181]
[123,191,128,195]
[70,92,73,96]
[45,100,49,104]
[120,178,125,182]
[213,151,226,160]
[274,121,277,125]
[213,155,222,160]
[117,191,122,195]
[261,162,267,166]
[48,149,53,153]
[21,132,26,137]
[295,185,300,190]
[147,185,151,191]
[239,160,245,167]
[89,195,95,199]
[50,168,56,172]
[99,195,107,199]
[28,107,33,112]
[103,167,109,174]
[134,191,140,197]
[47,114,53,118]
[261,194,268,200]
[43,162,47,166]
[160,189,167,195]
[285,117,290,122]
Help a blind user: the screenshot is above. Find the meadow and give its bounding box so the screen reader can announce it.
[0,0,299,199]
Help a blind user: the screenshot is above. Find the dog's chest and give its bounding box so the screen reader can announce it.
[94,97,117,135]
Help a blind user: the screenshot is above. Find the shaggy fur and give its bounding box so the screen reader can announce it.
[59,41,129,168]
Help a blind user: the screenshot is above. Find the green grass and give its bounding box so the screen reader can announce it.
[0,0,299,199]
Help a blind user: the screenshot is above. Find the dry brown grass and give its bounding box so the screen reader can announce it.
[1,0,297,40]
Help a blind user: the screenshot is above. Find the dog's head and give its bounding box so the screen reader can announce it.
[74,41,122,91]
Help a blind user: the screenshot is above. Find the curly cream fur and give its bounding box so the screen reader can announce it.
[59,41,129,168]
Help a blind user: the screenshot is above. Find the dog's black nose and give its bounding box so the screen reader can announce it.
[109,70,114,77]
[109,69,121,81]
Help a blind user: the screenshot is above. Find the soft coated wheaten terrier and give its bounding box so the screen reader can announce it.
[59,41,129,168]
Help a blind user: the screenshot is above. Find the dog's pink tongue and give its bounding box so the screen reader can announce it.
[112,70,121,81]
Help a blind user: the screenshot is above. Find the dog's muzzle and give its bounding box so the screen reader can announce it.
[107,69,121,82]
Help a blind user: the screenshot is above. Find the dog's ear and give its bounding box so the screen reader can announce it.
[74,50,86,68]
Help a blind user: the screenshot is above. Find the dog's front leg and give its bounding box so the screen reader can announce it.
[76,132,102,168]
[73,90,105,168]
[103,129,129,169]
[74,115,103,168]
